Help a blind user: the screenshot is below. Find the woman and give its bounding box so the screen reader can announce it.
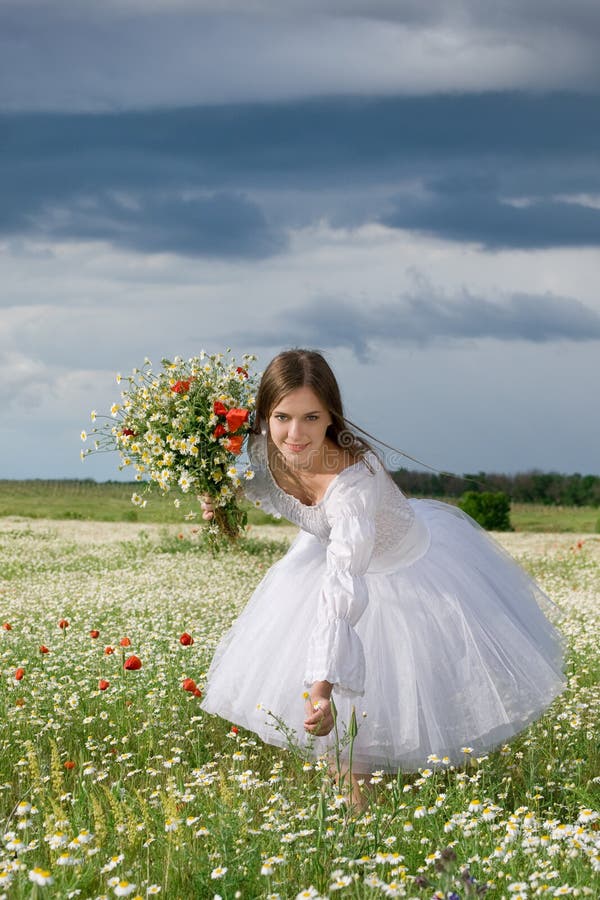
[200,349,565,803]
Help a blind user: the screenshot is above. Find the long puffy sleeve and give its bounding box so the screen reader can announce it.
[304,469,378,697]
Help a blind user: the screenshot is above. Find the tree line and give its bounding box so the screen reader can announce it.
[390,469,600,507]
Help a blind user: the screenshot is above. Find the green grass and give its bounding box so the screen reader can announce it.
[0,479,281,527]
[0,523,598,898]
[2,480,598,532]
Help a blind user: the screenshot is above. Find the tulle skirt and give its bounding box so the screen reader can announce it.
[200,500,566,772]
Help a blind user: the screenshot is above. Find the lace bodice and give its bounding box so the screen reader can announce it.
[244,432,415,557]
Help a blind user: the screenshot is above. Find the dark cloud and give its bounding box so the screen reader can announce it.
[38,191,284,259]
[382,179,600,250]
[1,93,600,256]
[243,290,600,360]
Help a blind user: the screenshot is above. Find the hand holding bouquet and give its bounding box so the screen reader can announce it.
[82,351,258,545]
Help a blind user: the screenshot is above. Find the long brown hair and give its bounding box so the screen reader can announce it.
[254,348,376,461]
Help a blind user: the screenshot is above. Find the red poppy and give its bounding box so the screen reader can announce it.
[14,667,25,681]
[171,379,191,394]
[98,679,110,691]
[193,688,202,697]
[213,423,226,439]
[213,401,228,416]
[2,623,12,631]
[182,677,197,692]
[224,435,243,455]
[39,645,50,654]
[89,629,100,639]
[121,428,136,437]
[104,646,115,655]
[64,760,76,770]
[15,697,25,707]
[58,619,69,629]
[124,655,142,671]
[179,633,194,646]
[236,366,248,378]
[119,636,131,647]
[230,726,239,735]
[225,408,249,432]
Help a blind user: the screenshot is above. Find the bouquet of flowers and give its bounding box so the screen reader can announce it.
[82,351,259,544]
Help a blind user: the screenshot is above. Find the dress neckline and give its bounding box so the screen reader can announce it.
[265,450,367,509]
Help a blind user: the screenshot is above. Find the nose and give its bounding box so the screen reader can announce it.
[288,418,302,439]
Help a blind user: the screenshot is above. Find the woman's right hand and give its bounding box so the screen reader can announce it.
[200,494,214,520]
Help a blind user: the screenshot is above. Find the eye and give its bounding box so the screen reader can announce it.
[273,414,288,421]
[306,415,319,421]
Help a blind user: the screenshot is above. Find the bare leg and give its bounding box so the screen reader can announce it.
[328,763,372,813]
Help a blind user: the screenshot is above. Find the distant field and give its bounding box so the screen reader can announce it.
[0,480,598,531]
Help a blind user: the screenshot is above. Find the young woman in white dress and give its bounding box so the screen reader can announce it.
[200,349,565,807]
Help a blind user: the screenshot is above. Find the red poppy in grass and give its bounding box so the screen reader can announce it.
[171,379,191,394]
[236,366,248,378]
[104,646,115,655]
[89,629,100,639]
[182,677,197,692]
[64,760,76,770]
[223,435,243,455]
[213,401,228,416]
[213,423,226,439]
[230,726,239,735]
[58,619,69,630]
[179,633,194,646]
[124,655,142,671]
[225,407,249,432]
[14,667,25,681]
[119,636,131,647]
[98,679,110,691]
[2,623,12,631]
[121,428,136,437]
[39,645,50,654]
[193,688,202,697]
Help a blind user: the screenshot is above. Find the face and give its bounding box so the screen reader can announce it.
[268,386,332,468]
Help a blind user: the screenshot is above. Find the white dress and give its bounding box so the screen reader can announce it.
[200,434,566,773]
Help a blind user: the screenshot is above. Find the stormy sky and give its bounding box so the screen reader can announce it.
[1,0,599,478]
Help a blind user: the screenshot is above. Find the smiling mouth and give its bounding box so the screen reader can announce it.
[285,443,308,452]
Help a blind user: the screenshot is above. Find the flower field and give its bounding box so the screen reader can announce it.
[0,519,598,900]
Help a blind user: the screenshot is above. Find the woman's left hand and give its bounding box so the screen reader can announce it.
[304,695,334,736]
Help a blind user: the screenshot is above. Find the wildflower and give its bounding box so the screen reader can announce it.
[105,646,115,655]
[210,867,227,879]
[14,667,25,681]
[147,887,161,895]
[113,881,137,896]
[80,431,87,441]
[119,636,131,647]
[64,761,76,770]
[2,622,12,630]
[223,435,243,455]
[124,655,142,671]
[225,408,249,432]
[90,629,100,638]
[39,645,50,654]
[330,874,352,890]
[296,888,320,900]
[58,619,70,630]
[180,632,194,646]
[29,867,54,886]
[182,678,197,693]
[98,680,110,691]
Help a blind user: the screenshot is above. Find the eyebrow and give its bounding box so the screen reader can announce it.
[272,409,322,415]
